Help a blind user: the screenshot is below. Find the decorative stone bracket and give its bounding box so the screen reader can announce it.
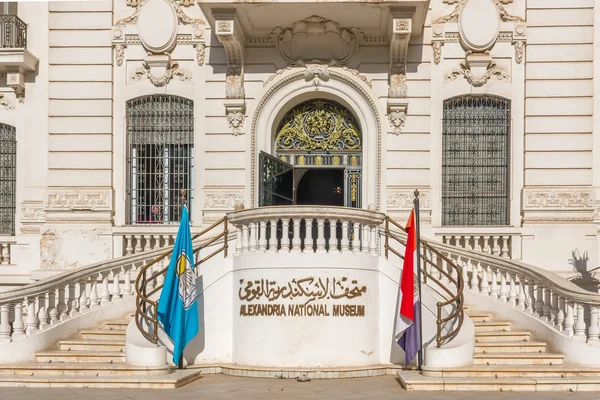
[5,71,26,103]
[387,98,409,135]
[215,12,246,135]
[388,14,412,99]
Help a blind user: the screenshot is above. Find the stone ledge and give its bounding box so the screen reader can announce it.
[187,364,404,379]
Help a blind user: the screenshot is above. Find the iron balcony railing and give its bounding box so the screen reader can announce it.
[1,15,27,48]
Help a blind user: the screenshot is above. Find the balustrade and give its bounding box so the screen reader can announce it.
[440,234,515,259]
[228,206,385,255]
[0,238,15,265]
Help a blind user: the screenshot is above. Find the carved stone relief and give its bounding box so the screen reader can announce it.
[129,56,192,87]
[204,189,245,209]
[387,188,431,210]
[46,190,112,211]
[388,17,411,99]
[524,189,594,210]
[271,16,363,66]
[0,94,15,110]
[445,59,509,87]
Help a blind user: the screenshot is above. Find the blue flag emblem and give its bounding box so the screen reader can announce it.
[157,206,199,366]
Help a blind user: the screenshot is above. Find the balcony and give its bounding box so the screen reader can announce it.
[0,14,38,101]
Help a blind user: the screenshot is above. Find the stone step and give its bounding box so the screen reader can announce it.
[0,369,201,389]
[475,341,547,354]
[36,351,126,364]
[423,365,600,378]
[81,329,126,341]
[475,331,530,343]
[0,363,172,377]
[398,370,600,391]
[466,312,492,323]
[105,320,130,331]
[473,352,564,366]
[474,321,512,333]
[59,340,126,352]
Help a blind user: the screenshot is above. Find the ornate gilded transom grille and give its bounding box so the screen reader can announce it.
[275,100,361,152]
[0,124,16,235]
[126,95,194,225]
[442,96,510,226]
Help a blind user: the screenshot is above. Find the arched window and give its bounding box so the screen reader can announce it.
[126,95,194,225]
[0,123,16,235]
[442,96,510,226]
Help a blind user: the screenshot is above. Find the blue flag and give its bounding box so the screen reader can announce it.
[157,206,199,366]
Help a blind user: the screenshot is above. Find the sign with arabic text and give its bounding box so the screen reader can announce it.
[238,277,367,318]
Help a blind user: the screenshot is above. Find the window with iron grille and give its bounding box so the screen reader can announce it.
[0,123,16,235]
[126,95,194,225]
[442,96,510,226]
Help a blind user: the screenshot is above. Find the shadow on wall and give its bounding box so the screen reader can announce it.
[568,249,600,293]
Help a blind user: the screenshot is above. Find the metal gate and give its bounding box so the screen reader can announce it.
[0,123,16,235]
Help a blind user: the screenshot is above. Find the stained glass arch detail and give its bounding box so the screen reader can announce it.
[275,99,361,152]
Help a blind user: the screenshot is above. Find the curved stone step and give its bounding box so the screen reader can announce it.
[423,364,600,378]
[104,320,130,331]
[474,321,512,333]
[59,340,125,352]
[473,352,564,366]
[0,369,200,388]
[475,331,530,343]
[466,312,492,323]
[81,330,126,341]
[0,363,172,377]
[36,351,125,364]
[475,341,546,354]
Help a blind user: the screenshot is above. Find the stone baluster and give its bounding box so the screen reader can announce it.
[79,280,89,314]
[122,267,133,299]
[112,270,122,300]
[470,261,479,292]
[340,221,350,252]
[588,305,600,343]
[143,235,151,252]
[550,291,559,327]
[242,224,250,253]
[440,257,449,285]
[291,219,301,253]
[48,289,59,325]
[25,297,40,336]
[498,271,508,304]
[0,304,10,342]
[57,286,68,321]
[249,222,258,251]
[483,236,491,254]
[89,276,100,310]
[564,300,575,337]
[525,278,535,315]
[556,297,565,332]
[542,288,552,322]
[574,303,587,341]
[12,301,25,339]
[125,236,134,255]
[479,266,489,295]
[38,293,49,331]
[500,236,510,258]
[328,219,337,252]
[352,222,360,252]
[535,283,544,318]
[100,273,111,306]
[450,255,458,283]
[517,275,526,310]
[65,282,79,317]
[268,220,277,252]
[235,226,242,255]
[281,219,290,252]
[305,219,314,252]
[453,235,460,249]
[489,269,498,300]
[145,260,155,292]
[158,256,168,286]
[430,252,440,282]
[492,236,500,256]
[1,244,9,265]
[465,237,473,252]
[461,258,469,290]
[316,219,326,254]
[258,221,268,252]
[369,226,378,255]
[508,273,517,307]
[134,235,142,254]
[362,225,370,253]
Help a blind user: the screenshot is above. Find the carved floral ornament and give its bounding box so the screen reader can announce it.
[46,190,112,211]
[524,189,594,210]
[0,94,15,111]
[432,0,526,69]
[445,58,509,87]
[129,56,192,87]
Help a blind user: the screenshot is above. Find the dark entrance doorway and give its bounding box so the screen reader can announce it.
[295,169,344,206]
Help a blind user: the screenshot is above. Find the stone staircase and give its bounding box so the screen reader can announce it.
[0,314,200,388]
[398,308,600,391]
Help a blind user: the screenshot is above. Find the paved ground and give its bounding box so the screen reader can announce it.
[3,375,600,400]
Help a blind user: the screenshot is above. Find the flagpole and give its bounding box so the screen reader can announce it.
[413,189,424,371]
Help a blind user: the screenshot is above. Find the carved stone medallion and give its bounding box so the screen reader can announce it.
[137,0,178,54]
[459,0,500,52]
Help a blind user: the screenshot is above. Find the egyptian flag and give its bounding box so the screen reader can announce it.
[394,209,421,366]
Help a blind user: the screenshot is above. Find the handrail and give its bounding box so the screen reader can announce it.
[134,217,229,344]
[384,216,465,348]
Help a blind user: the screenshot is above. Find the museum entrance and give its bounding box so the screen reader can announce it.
[259,99,362,208]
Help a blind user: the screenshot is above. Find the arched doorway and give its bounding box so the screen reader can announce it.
[259,99,362,208]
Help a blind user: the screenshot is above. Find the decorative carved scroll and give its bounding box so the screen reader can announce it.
[445,60,509,87]
[389,17,411,99]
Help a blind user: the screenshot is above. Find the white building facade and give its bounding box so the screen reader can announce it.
[0,0,598,288]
